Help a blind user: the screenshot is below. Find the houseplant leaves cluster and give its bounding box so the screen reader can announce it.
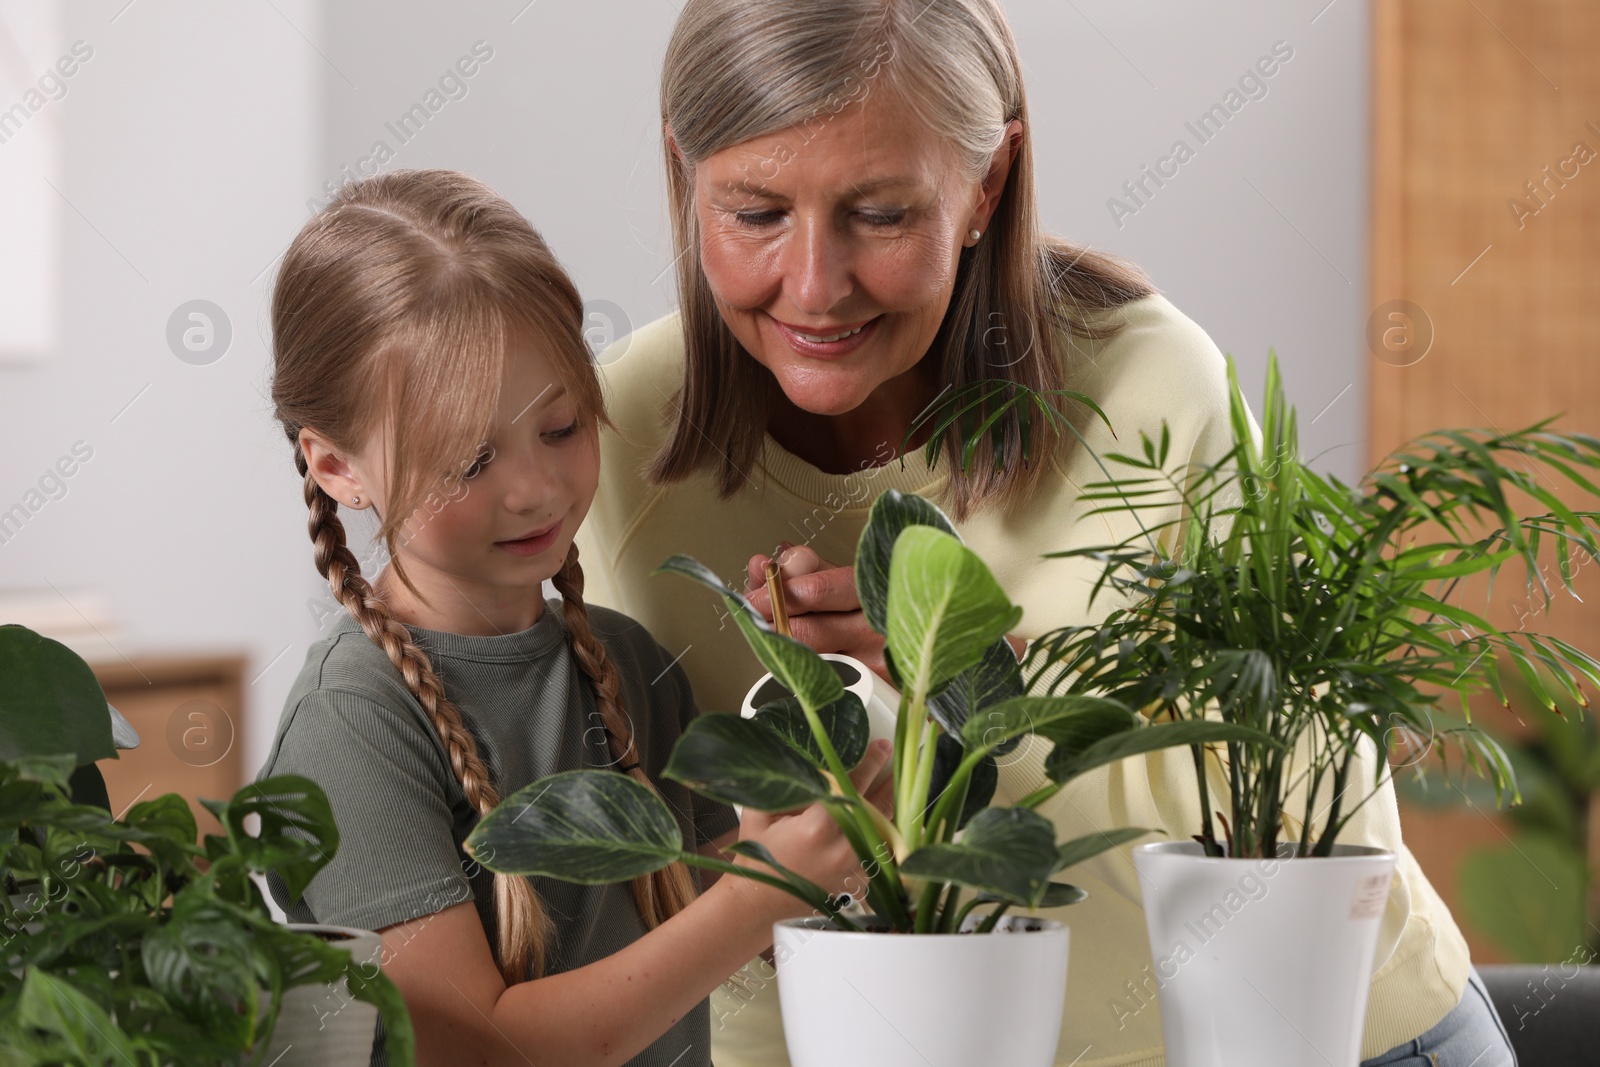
[467,493,1267,933]
[0,624,415,1066]
[1020,352,1600,859]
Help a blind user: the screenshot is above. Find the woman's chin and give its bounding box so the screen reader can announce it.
[769,368,876,417]
[778,386,872,418]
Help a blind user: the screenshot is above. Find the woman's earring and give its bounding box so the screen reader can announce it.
[969,229,982,243]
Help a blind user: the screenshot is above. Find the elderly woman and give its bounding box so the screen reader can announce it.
[574,1,1516,1065]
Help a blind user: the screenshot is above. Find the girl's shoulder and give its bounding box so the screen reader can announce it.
[253,613,461,799]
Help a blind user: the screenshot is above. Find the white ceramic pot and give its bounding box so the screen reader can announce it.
[772,912,1070,1067]
[1132,841,1398,1067]
[253,923,383,1066]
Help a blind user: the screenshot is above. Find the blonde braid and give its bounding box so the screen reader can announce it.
[295,440,553,984]
[550,542,701,925]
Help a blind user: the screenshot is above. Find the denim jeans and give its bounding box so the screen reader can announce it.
[1360,967,1517,1066]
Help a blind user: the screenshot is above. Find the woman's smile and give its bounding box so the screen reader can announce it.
[767,313,883,360]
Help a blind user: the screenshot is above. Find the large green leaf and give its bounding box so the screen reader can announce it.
[752,691,870,771]
[665,712,832,811]
[66,763,110,813]
[855,490,959,635]
[961,694,1137,753]
[141,886,261,1046]
[4,968,142,1064]
[886,526,1023,701]
[927,637,1026,745]
[202,775,337,905]
[655,554,844,711]
[0,625,116,765]
[467,770,684,883]
[1045,720,1279,786]
[900,806,1059,906]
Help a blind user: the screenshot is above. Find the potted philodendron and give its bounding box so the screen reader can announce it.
[1018,353,1600,1066]
[0,624,416,1066]
[464,492,1265,1067]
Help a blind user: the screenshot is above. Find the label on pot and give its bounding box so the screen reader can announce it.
[1349,872,1392,920]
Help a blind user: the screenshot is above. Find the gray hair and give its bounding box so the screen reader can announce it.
[653,0,1156,520]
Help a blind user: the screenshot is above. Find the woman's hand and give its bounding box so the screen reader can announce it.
[745,541,1027,682]
[732,738,896,924]
[745,542,890,683]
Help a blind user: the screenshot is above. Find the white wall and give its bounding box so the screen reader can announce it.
[0,0,321,803]
[0,0,1369,834]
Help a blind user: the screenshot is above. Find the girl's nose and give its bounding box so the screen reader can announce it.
[499,452,558,515]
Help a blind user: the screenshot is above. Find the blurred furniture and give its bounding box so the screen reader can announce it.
[1372,0,1600,964]
[91,654,247,841]
[1479,964,1600,1065]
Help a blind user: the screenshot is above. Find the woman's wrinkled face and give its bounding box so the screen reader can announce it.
[693,89,986,417]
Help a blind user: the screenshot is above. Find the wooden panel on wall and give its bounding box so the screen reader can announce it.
[93,654,247,843]
[1371,0,1600,964]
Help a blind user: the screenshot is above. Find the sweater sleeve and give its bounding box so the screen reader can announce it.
[262,687,475,933]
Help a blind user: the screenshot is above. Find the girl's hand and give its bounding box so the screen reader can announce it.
[732,737,895,924]
[746,542,890,684]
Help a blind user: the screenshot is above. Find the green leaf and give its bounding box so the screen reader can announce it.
[900,807,1059,906]
[961,694,1137,753]
[66,763,110,813]
[886,526,1023,702]
[125,792,199,852]
[731,610,845,713]
[205,775,338,905]
[1054,827,1159,872]
[924,731,997,832]
[856,490,959,635]
[977,881,1088,909]
[467,769,684,883]
[654,554,845,712]
[5,968,142,1064]
[927,637,1026,745]
[1046,720,1280,786]
[753,691,870,771]
[665,712,832,811]
[0,625,116,765]
[142,886,261,1046]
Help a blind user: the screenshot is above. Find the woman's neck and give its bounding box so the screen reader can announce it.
[766,361,942,474]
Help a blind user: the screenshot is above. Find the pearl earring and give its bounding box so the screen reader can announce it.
[969,229,982,242]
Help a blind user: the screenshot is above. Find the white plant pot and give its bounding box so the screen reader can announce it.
[772,912,1069,1067]
[1132,841,1397,1067]
[252,923,383,1066]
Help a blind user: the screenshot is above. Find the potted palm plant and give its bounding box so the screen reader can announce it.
[464,491,1264,1067]
[1020,353,1600,1066]
[0,623,416,1066]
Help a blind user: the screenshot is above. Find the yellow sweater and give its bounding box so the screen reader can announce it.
[574,293,1471,1067]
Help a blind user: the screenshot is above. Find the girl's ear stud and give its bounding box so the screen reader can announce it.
[350,495,361,506]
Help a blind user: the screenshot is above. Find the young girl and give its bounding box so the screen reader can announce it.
[255,169,893,1067]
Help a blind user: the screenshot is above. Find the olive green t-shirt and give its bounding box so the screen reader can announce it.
[255,596,740,1067]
